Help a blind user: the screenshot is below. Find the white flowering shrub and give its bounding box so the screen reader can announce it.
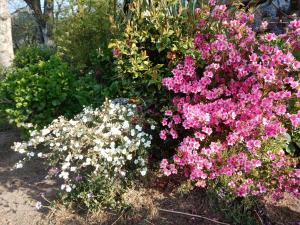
[12,99,154,209]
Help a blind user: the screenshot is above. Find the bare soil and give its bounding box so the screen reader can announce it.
[0,129,299,225]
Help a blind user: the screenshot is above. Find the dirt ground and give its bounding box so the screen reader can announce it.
[0,129,299,225]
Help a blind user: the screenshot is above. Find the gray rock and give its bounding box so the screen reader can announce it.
[252,0,291,34]
[111,98,129,105]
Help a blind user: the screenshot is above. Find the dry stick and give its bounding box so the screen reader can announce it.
[254,210,264,225]
[110,210,125,225]
[157,208,230,225]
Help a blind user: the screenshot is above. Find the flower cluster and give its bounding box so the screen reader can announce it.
[160,4,300,200]
[13,99,153,206]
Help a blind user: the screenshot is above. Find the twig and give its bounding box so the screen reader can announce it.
[157,208,230,225]
[254,209,264,225]
[110,210,125,225]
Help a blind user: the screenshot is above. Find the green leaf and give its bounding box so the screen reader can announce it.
[286,142,297,155]
[51,100,60,106]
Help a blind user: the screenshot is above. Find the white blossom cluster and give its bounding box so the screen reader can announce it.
[12,99,154,194]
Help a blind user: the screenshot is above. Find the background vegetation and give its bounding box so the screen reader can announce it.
[0,0,299,224]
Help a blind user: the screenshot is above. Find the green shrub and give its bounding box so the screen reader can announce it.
[55,0,112,73]
[285,128,300,156]
[14,44,55,68]
[0,54,101,129]
[106,0,199,161]
[108,0,198,109]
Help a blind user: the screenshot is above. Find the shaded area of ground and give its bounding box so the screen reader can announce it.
[0,130,57,225]
[0,129,299,225]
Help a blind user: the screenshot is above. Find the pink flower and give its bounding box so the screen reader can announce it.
[165,110,173,116]
[159,130,168,140]
[170,128,178,139]
[195,132,206,141]
[288,111,300,127]
[260,21,268,31]
[112,48,120,57]
[173,114,182,124]
[162,118,168,126]
[208,0,216,6]
[202,127,212,135]
[263,33,276,42]
[195,8,201,14]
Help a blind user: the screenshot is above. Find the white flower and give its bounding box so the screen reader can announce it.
[120,171,126,176]
[140,168,147,176]
[37,152,43,158]
[131,129,135,136]
[110,142,115,149]
[38,137,45,142]
[65,155,72,162]
[135,125,142,131]
[59,171,69,180]
[126,154,132,160]
[65,185,72,192]
[86,158,92,165]
[41,128,50,136]
[15,162,23,169]
[127,111,134,116]
[107,156,113,162]
[62,163,70,170]
[95,139,102,145]
[87,192,93,199]
[35,201,42,210]
[70,120,77,126]
[151,125,156,130]
[122,121,129,129]
[18,148,26,154]
[28,152,35,157]
[144,141,151,148]
[142,10,150,17]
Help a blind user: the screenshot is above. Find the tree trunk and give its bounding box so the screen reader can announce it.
[24,0,54,45]
[43,0,54,45]
[0,0,14,67]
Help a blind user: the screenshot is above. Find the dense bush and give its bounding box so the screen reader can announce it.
[55,0,112,73]
[0,51,101,129]
[160,3,300,200]
[13,99,155,209]
[14,44,55,68]
[108,0,197,108]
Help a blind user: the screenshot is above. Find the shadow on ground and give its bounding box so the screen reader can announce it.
[0,130,60,225]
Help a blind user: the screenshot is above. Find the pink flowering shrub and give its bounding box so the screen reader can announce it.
[160,4,300,200]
